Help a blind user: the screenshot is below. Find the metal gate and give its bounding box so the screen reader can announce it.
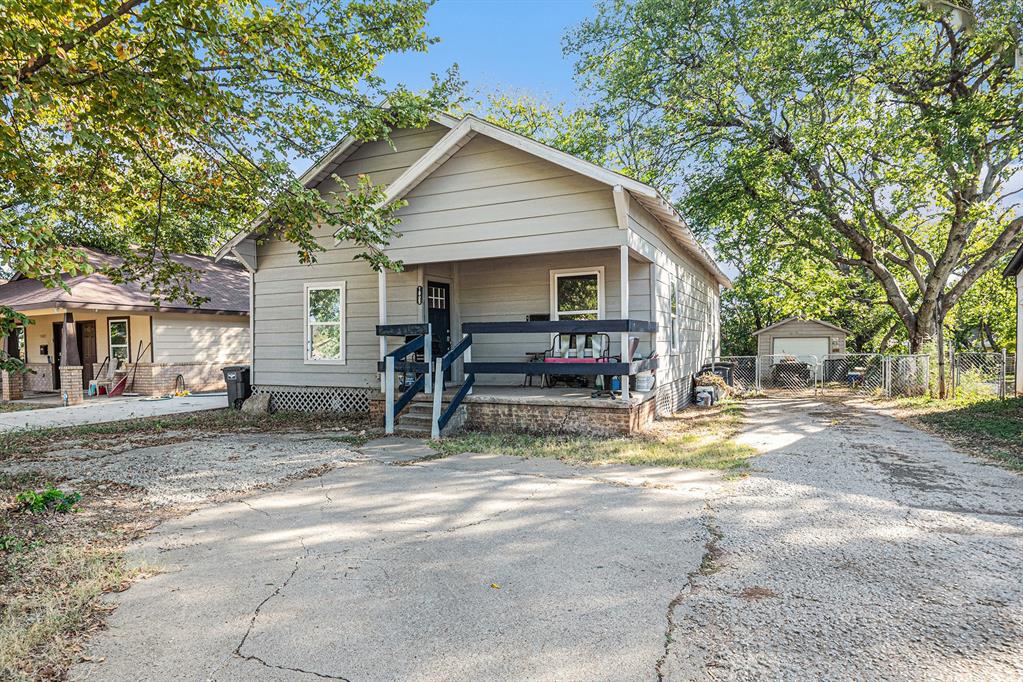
[821,353,885,395]
[951,351,1007,399]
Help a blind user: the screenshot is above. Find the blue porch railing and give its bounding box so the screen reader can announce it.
[431,333,474,437]
[376,324,432,435]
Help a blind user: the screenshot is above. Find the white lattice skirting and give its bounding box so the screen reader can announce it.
[252,385,372,414]
[655,374,694,416]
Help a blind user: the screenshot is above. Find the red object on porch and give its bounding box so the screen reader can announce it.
[543,357,610,364]
[108,375,128,397]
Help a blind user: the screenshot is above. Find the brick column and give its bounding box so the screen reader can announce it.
[1,371,23,401]
[59,366,84,405]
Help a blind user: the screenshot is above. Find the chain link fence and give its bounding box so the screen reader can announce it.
[886,354,931,397]
[711,352,936,398]
[951,351,1008,399]
[821,353,885,395]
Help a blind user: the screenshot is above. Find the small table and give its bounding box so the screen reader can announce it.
[524,351,546,387]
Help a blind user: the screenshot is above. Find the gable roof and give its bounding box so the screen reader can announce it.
[0,248,249,315]
[752,317,851,336]
[216,112,730,287]
[1004,243,1023,278]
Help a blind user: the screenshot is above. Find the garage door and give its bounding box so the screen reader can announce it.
[772,336,828,361]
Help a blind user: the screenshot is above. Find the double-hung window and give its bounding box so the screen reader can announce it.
[305,282,346,363]
[108,318,130,364]
[550,267,604,321]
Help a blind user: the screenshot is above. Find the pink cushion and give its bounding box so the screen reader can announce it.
[544,357,609,364]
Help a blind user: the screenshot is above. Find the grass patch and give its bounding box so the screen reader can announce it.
[0,408,374,460]
[887,396,1023,471]
[0,473,156,681]
[0,402,45,414]
[432,401,755,472]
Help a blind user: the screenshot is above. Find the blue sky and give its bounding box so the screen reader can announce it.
[376,0,597,106]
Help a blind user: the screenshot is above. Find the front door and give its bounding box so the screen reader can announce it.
[77,321,97,387]
[427,281,451,382]
[52,322,63,389]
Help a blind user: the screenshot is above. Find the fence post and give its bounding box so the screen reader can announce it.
[884,357,891,398]
[1001,349,1008,400]
[755,356,761,392]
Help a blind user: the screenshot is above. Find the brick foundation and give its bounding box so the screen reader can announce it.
[59,366,84,404]
[122,362,244,396]
[2,371,24,401]
[23,363,53,392]
[369,392,656,437]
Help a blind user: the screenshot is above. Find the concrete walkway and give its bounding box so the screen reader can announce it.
[0,393,226,431]
[661,397,1023,680]
[71,449,721,681]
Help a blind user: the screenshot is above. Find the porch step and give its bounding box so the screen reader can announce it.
[395,402,466,437]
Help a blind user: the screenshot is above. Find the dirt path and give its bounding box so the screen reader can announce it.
[660,397,1023,680]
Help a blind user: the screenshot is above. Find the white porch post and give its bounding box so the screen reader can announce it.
[620,245,630,400]
[378,270,387,393]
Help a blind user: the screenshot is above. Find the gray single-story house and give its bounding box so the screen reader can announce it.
[754,318,849,360]
[217,113,730,434]
[0,248,250,401]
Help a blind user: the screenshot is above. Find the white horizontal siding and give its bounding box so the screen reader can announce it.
[628,201,721,393]
[386,137,623,263]
[153,314,250,364]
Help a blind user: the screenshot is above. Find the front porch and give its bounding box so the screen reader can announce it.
[370,384,659,437]
[373,317,659,437]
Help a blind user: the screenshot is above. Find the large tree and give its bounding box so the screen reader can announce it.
[567,0,1023,369]
[1,0,457,370]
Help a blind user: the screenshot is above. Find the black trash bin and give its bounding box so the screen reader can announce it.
[222,365,252,409]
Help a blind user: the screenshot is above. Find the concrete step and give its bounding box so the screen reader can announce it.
[396,424,431,436]
[399,413,433,426]
[395,404,467,437]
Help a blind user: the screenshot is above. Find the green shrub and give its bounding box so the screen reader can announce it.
[15,485,82,514]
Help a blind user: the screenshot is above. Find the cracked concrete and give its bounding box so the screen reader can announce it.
[71,449,720,681]
[660,397,1023,681]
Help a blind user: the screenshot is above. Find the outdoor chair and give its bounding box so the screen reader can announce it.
[543,333,612,388]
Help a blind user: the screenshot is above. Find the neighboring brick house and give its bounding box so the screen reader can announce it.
[0,248,250,399]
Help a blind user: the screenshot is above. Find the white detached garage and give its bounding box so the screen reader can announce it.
[754,318,849,362]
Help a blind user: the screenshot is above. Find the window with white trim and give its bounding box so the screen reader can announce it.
[108,318,130,364]
[550,267,604,320]
[305,283,346,363]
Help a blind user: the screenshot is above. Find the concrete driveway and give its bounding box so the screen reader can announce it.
[71,441,721,681]
[0,393,225,431]
[661,397,1023,680]
[70,399,1023,681]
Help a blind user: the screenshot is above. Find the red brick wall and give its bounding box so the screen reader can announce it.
[122,362,243,396]
[58,366,84,404]
[23,363,53,392]
[1,371,24,401]
[368,395,655,436]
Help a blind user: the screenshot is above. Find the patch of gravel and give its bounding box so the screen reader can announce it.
[1,433,364,506]
[661,397,1023,681]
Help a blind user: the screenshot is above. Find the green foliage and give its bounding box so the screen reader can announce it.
[15,485,82,514]
[1,0,460,371]
[567,0,1023,351]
